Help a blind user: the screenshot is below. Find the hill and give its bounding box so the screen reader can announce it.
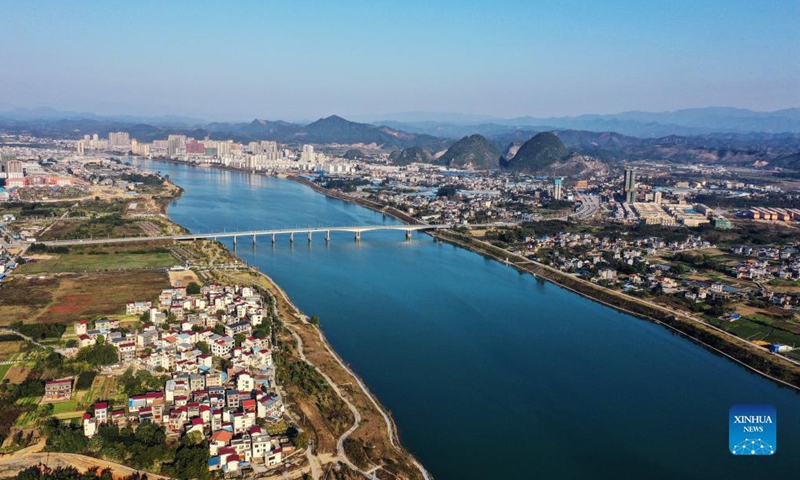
[436,135,500,170]
[502,132,568,172]
[389,147,433,166]
[300,115,446,149]
[343,149,366,160]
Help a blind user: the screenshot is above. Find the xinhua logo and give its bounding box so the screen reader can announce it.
[729,404,776,455]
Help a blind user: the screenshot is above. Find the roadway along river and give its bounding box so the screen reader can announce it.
[137,160,799,479]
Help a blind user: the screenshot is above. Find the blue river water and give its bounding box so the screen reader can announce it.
[137,160,799,479]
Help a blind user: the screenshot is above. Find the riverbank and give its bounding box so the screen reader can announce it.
[287,175,423,225]
[282,178,800,390]
[201,253,430,480]
[143,163,431,478]
[433,230,800,390]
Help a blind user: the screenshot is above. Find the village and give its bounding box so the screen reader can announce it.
[41,283,291,476]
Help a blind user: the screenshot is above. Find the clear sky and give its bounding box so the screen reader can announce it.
[0,0,797,121]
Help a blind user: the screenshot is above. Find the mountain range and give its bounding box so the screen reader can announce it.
[371,107,800,138]
[0,108,798,169]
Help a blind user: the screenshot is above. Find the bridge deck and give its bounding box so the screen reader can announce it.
[40,224,456,246]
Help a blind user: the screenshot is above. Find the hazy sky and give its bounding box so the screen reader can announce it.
[1,0,797,121]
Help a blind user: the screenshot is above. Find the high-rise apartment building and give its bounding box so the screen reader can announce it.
[167,135,187,157]
[108,132,131,147]
[5,160,23,178]
[624,168,637,203]
[131,140,151,156]
[553,178,563,201]
[301,144,315,163]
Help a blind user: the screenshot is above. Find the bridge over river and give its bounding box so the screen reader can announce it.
[40,223,513,247]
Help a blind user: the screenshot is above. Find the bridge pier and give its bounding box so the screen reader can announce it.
[289,232,294,243]
[308,231,312,243]
[253,235,257,245]
[233,236,237,246]
[405,230,412,241]
[325,230,331,243]
[271,233,275,245]
[354,231,361,242]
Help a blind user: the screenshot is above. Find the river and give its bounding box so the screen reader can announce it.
[136,160,799,479]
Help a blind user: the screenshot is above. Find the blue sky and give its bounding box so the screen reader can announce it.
[0,0,797,121]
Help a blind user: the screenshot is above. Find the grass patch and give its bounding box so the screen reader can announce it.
[17,252,176,274]
[0,363,12,380]
[50,400,79,416]
[0,270,171,326]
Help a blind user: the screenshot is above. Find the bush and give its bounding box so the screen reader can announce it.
[75,344,119,366]
[12,322,66,340]
[76,371,97,390]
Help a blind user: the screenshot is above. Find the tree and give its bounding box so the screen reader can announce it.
[186,282,201,295]
[75,343,118,366]
[139,311,150,323]
[120,368,164,396]
[436,186,458,198]
[294,431,310,449]
[195,341,210,355]
[309,315,320,327]
[166,440,210,480]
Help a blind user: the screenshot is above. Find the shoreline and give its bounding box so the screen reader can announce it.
[154,164,431,479]
[151,158,800,390]
[279,173,800,391]
[254,268,430,479]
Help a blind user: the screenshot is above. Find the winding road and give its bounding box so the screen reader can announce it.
[266,272,431,480]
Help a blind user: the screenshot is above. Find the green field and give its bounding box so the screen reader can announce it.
[0,363,12,380]
[712,317,800,346]
[18,252,176,274]
[50,400,80,416]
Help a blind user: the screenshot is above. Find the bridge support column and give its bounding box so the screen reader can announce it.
[308,231,312,243]
[271,233,276,245]
[233,236,237,246]
[289,232,294,243]
[354,231,361,242]
[253,235,257,245]
[325,230,331,243]
[405,229,412,241]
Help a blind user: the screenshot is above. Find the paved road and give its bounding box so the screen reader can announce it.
[0,328,52,350]
[573,194,601,219]
[269,276,430,480]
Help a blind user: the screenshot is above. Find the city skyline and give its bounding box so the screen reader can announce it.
[1,0,798,121]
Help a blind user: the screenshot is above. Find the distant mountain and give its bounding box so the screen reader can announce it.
[3,109,798,169]
[0,107,207,126]
[389,146,433,166]
[0,113,448,150]
[436,134,500,170]
[769,153,800,170]
[502,132,568,172]
[372,107,800,138]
